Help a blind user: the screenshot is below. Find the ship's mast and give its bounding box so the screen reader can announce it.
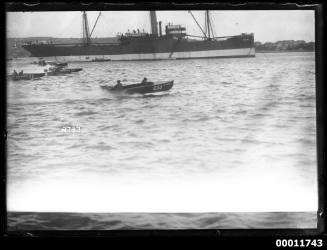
[204,11,215,40]
[205,11,211,39]
[82,11,91,45]
[150,11,158,36]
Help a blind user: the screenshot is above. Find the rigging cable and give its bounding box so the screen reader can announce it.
[188,11,207,38]
[90,12,102,38]
[209,12,216,39]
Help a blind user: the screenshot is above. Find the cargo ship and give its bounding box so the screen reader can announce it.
[22,11,255,61]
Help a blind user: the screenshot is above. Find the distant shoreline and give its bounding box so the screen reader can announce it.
[256,50,314,53]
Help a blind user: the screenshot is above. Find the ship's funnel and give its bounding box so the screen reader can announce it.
[150,11,158,36]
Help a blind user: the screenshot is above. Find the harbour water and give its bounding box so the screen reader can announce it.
[6,52,317,229]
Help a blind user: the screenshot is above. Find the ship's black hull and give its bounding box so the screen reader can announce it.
[22,34,255,61]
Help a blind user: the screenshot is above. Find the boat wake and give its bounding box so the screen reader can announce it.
[100,87,172,100]
[142,93,171,98]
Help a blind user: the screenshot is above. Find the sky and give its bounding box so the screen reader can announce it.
[7,10,315,43]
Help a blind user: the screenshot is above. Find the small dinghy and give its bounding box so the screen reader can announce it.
[46,69,72,76]
[8,73,45,81]
[46,61,68,67]
[46,68,82,76]
[101,81,174,95]
[32,60,68,67]
[91,58,111,62]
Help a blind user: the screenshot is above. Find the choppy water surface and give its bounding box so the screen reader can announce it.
[7,52,317,229]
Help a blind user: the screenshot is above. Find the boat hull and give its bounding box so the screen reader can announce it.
[102,81,174,95]
[47,70,72,76]
[47,61,68,67]
[22,34,255,62]
[8,73,45,81]
[67,68,83,73]
[46,68,82,76]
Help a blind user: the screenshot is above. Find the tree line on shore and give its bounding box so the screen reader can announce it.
[255,40,315,52]
[6,37,315,58]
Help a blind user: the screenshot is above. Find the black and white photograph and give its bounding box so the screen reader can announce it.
[5,4,319,231]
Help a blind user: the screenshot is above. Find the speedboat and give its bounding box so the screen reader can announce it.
[46,67,83,76]
[101,80,174,94]
[46,61,68,67]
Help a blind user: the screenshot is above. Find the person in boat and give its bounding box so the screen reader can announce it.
[12,70,18,76]
[53,65,64,72]
[48,65,62,72]
[114,80,123,90]
[38,60,46,66]
[141,77,148,84]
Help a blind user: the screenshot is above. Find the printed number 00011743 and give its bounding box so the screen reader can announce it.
[276,239,323,247]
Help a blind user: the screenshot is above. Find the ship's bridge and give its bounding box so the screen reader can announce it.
[165,23,187,38]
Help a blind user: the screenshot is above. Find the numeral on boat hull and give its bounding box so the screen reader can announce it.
[153,84,163,91]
